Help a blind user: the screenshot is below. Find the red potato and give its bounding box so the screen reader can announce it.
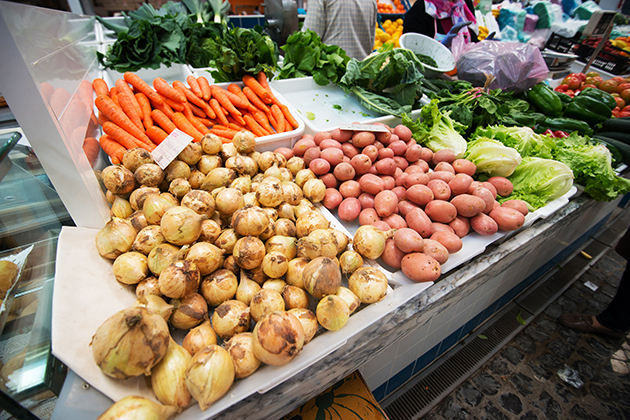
[375,128,392,144]
[320,147,344,167]
[501,199,529,216]
[342,143,360,158]
[352,131,376,148]
[381,176,396,190]
[450,194,486,218]
[331,128,353,143]
[358,192,375,209]
[359,208,380,225]
[492,201,501,210]
[339,180,362,198]
[396,172,408,187]
[386,134,399,144]
[393,124,413,142]
[403,172,429,188]
[405,144,423,162]
[452,159,476,176]
[428,171,455,183]
[362,145,378,163]
[448,173,474,196]
[394,166,403,179]
[394,228,424,253]
[470,213,499,236]
[384,213,407,229]
[487,176,514,197]
[368,165,378,175]
[333,162,356,181]
[412,159,430,173]
[303,147,321,166]
[425,200,458,224]
[449,216,470,238]
[405,207,434,238]
[422,239,449,264]
[274,147,294,160]
[338,197,362,222]
[427,179,451,201]
[313,131,332,145]
[293,138,316,156]
[319,173,338,189]
[431,223,454,234]
[420,148,434,163]
[309,158,331,175]
[405,165,425,175]
[401,253,441,283]
[407,184,434,207]
[319,139,342,150]
[398,200,420,217]
[432,149,456,165]
[359,174,385,195]
[389,141,408,156]
[434,162,455,173]
[350,154,373,175]
[375,158,397,176]
[489,207,525,231]
[381,239,405,269]
[480,181,498,198]
[393,156,409,171]
[323,188,343,210]
[373,140,385,150]
[374,190,399,218]
[471,187,495,214]
[377,148,395,160]
[430,231,463,254]
[392,186,407,201]
[372,220,392,231]
[468,181,482,193]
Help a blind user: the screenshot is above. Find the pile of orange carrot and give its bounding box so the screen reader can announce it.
[92,71,300,164]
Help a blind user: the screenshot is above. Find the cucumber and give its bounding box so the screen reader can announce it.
[601,118,630,133]
[595,131,630,145]
[593,135,630,165]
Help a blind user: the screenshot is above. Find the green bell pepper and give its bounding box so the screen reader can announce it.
[577,87,617,110]
[537,117,594,136]
[563,95,612,125]
[527,83,563,117]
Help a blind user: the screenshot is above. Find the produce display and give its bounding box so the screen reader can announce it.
[374,19,404,50]
[377,0,406,14]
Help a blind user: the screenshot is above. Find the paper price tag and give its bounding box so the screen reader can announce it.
[151,129,193,169]
[338,124,390,133]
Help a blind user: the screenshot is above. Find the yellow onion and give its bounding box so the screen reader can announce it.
[259,220,277,241]
[243,192,259,207]
[106,190,117,205]
[275,219,297,237]
[127,210,149,232]
[226,155,258,177]
[232,205,270,237]
[223,255,240,276]
[197,154,223,175]
[220,143,237,161]
[148,243,181,276]
[316,295,350,331]
[95,218,137,260]
[223,332,260,379]
[132,225,165,255]
[252,311,304,365]
[161,192,179,207]
[302,179,326,203]
[161,206,205,246]
[262,278,286,293]
[264,164,282,180]
[181,190,215,218]
[158,260,200,299]
[329,228,350,255]
[151,338,193,409]
[256,177,284,208]
[211,299,251,340]
[236,272,261,306]
[111,196,133,219]
[233,236,265,270]
[198,219,222,243]
[91,306,169,379]
[232,131,256,154]
[215,228,238,254]
[170,292,208,330]
[276,202,295,221]
[262,207,278,221]
[185,345,235,410]
[296,210,329,238]
[287,308,318,345]
[134,163,164,187]
[250,289,285,322]
[294,168,315,188]
[102,165,136,195]
[282,285,310,309]
[143,194,175,225]
[113,252,149,285]
[261,251,288,279]
[281,182,303,206]
[215,188,244,216]
[335,286,361,314]
[294,202,315,219]
[286,258,309,289]
[178,142,203,166]
[135,294,173,322]
[200,269,238,306]
[287,156,305,175]
[96,395,178,420]
[168,178,192,199]
[130,187,161,211]
[230,175,252,193]
[339,250,363,275]
[135,276,162,298]
[122,147,154,172]
[164,160,191,183]
[297,229,339,260]
[302,257,342,299]
[185,241,224,276]
[188,169,206,189]
[201,133,222,155]
[200,167,236,192]
[353,225,394,260]
[275,152,287,168]
[279,167,293,182]
[183,320,218,356]
[242,264,268,286]
[348,267,388,304]
[257,151,279,172]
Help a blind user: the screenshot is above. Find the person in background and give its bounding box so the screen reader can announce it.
[403,0,478,47]
[558,227,630,339]
[302,0,378,61]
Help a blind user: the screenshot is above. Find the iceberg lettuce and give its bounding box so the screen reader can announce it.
[473,125,554,159]
[505,157,574,210]
[464,137,522,177]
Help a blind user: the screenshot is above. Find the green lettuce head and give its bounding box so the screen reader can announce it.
[505,157,574,210]
[464,137,522,177]
[474,125,555,159]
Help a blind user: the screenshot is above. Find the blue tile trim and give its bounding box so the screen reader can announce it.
[385,361,415,396]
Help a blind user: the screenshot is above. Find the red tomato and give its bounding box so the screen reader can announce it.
[562,76,582,90]
[586,71,600,78]
[622,105,630,112]
[571,73,587,83]
[585,76,603,87]
[611,76,627,84]
[617,82,630,93]
[615,97,626,109]
[581,83,598,90]
[555,84,569,92]
[543,129,555,137]
[612,110,620,118]
[565,90,575,97]
[600,79,619,93]
[619,111,630,118]
[620,88,630,102]
[553,130,569,138]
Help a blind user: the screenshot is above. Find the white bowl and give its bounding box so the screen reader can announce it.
[399,32,456,78]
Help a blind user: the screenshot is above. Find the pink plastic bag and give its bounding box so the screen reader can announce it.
[455,41,549,93]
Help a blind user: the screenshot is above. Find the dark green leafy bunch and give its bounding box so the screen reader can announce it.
[337,49,425,117]
[277,29,351,86]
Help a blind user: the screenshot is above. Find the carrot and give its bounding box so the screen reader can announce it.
[153,77,186,103]
[197,76,212,102]
[172,112,204,142]
[270,104,285,133]
[280,104,299,130]
[173,80,215,118]
[211,85,242,118]
[109,87,119,106]
[219,136,232,144]
[252,109,274,134]
[243,114,268,137]
[198,117,215,127]
[182,102,195,120]
[242,86,272,116]
[146,126,169,145]
[210,127,239,139]
[222,88,251,110]
[124,72,163,106]
[151,109,177,134]
[92,78,110,97]
[115,79,144,131]
[209,98,229,126]
[152,100,175,120]
[188,102,207,119]
[227,120,248,131]
[99,134,126,162]
[94,95,152,145]
[163,96,185,112]
[83,136,101,166]
[98,112,111,127]
[256,71,271,92]
[135,92,153,130]
[189,115,211,135]
[242,75,272,104]
[187,75,203,99]
[102,121,153,151]
[227,84,257,112]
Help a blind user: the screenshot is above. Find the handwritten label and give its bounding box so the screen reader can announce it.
[338,124,389,133]
[151,129,193,169]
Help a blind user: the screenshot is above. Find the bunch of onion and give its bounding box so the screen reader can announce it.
[160,206,206,246]
[150,338,193,409]
[96,395,178,420]
[200,269,238,307]
[95,218,137,260]
[353,225,395,260]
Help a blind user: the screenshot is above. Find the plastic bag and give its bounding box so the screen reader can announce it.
[573,0,600,20]
[455,41,549,93]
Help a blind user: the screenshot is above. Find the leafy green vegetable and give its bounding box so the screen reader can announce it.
[278,30,351,86]
[474,126,555,159]
[414,53,437,68]
[464,137,522,177]
[402,100,468,158]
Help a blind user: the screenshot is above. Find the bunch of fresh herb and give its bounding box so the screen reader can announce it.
[277,29,351,86]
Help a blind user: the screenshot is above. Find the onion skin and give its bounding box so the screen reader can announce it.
[185,345,235,411]
[224,332,260,379]
[252,311,305,366]
[95,218,137,260]
[150,338,193,409]
[348,267,388,304]
[158,260,200,299]
[287,308,318,345]
[200,269,238,306]
[212,299,251,340]
[302,257,342,299]
[96,396,178,420]
[250,289,285,322]
[316,295,350,331]
[182,320,218,356]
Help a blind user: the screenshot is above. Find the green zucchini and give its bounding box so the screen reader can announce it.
[593,135,630,165]
[601,118,630,133]
[595,131,630,145]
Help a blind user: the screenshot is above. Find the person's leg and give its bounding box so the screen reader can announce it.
[595,263,630,332]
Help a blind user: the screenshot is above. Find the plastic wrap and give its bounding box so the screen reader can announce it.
[455,41,549,94]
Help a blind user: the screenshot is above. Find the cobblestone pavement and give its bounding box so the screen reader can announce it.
[423,249,630,420]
